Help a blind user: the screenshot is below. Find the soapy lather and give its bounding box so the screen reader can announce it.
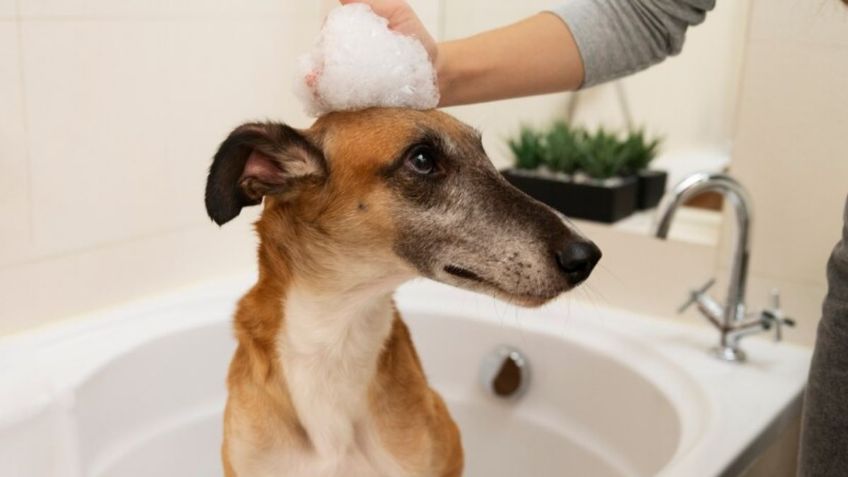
[294,3,440,116]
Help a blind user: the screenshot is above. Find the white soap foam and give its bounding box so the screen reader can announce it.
[294,3,440,117]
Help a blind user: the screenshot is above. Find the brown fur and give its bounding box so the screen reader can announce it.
[209,108,598,477]
[217,110,467,476]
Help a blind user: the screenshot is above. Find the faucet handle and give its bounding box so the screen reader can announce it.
[762,289,795,341]
[678,278,716,314]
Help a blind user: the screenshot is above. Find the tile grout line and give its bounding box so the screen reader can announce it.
[5,13,294,22]
[0,220,223,270]
[14,0,34,244]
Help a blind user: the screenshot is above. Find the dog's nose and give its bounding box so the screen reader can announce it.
[556,241,602,286]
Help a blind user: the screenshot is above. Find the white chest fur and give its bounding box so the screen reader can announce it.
[270,284,409,477]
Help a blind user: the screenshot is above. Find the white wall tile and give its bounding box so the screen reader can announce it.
[0,0,15,18]
[21,20,174,255]
[19,0,301,19]
[443,0,563,39]
[618,0,750,152]
[749,0,848,48]
[20,0,167,18]
[159,15,320,229]
[405,0,441,39]
[0,22,34,266]
[444,93,572,169]
[20,11,321,258]
[0,5,323,334]
[0,220,258,335]
[166,0,304,18]
[729,40,848,286]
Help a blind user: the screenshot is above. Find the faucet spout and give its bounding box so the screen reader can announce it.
[651,172,789,363]
[654,172,753,325]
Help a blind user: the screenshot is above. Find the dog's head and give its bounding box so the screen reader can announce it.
[206,108,600,305]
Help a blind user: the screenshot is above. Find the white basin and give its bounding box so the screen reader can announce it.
[0,275,811,476]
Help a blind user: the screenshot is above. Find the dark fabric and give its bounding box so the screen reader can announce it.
[798,196,848,476]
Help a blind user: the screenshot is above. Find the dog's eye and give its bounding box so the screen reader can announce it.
[407,150,436,175]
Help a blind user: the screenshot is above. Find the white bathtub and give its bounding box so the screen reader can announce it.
[0,275,810,477]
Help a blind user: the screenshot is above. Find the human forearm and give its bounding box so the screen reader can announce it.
[436,13,584,107]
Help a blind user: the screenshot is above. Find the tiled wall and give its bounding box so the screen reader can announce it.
[0,1,324,334]
[719,0,848,347]
[0,0,755,336]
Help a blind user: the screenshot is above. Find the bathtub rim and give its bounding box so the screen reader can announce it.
[0,273,811,477]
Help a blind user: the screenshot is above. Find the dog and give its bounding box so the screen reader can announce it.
[205,107,601,477]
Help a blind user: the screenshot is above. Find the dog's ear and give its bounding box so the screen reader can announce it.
[205,122,326,226]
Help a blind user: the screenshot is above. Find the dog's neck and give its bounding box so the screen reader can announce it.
[279,282,395,457]
[255,235,413,460]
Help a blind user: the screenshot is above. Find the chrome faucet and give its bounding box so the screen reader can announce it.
[654,172,794,362]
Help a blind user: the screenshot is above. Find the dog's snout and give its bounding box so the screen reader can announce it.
[556,241,602,286]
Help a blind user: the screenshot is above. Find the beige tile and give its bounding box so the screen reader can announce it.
[159,16,319,229]
[21,20,174,255]
[0,22,34,266]
[20,0,169,18]
[19,0,299,19]
[0,218,259,336]
[405,0,441,39]
[622,0,750,151]
[445,93,571,169]
[729,40,848,286]
[0,0,15,18]
[443,0,563,39]
[749,0,848,48]
[20,14,319,257]
[166,0,302,18]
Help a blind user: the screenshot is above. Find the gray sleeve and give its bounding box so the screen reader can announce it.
[549,0,716,88]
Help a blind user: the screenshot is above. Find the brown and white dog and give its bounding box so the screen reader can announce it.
[205,108,601,477]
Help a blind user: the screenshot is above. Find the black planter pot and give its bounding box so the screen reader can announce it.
[635,169,668,210]
[502,169,638,224]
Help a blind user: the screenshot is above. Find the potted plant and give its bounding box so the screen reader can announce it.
[502,123,641,224]
[542,121,583,176]
[507,126,545,172]
[619,130,666,210]
[565,128,639,223]
[502,126,571,212]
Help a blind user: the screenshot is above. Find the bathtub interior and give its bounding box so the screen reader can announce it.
[4,300,684,477]
[408,311,682,477]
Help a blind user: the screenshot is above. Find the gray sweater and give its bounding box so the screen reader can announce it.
[551,0,716,87]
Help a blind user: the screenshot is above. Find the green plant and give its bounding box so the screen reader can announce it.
[543,121,584,174]
[509,122,663,179]
[508,126,545,170]
[619,129,662,174]
[577,128,630,180]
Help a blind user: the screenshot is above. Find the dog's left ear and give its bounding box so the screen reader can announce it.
[205,122,326,226]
